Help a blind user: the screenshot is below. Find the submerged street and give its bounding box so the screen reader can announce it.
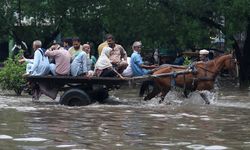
[0,81,250,150]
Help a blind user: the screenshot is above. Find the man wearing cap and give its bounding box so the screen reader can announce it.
[45,42,71,76]
[130,41,158,76]
[199,49,209,62]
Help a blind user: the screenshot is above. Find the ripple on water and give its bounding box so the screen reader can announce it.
[56,144,77,148]
[178,113,199,118]
[154,142,191,147]
[0,135,13,139]
[13,137,47,142]
[149,114,166,117]
[115,143,123,146]
[186,144,206,149]
[204,145,228,150]
[187,145,228,150]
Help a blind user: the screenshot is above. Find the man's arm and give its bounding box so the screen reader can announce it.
[119,45,127,61]
[45,49,57,57]
[140,64,158,69]
[30,51,40,73]
[134,53,158,69]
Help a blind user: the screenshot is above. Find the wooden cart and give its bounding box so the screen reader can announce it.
[25,76,149,106]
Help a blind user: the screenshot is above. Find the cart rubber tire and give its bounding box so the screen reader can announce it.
[60,88,91,106]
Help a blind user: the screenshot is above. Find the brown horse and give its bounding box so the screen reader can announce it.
[143,54,237,104]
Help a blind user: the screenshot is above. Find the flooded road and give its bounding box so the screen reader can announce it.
[0,82,250,149]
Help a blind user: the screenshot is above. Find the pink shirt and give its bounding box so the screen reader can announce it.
[45,47,71,75]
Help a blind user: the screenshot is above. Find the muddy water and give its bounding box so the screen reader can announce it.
[0,83,250,149]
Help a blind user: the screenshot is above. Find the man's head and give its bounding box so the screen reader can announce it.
[50,42,61,50]
[32,40,42,50]
[83,44,91,54]
[105,34,113,43]
[107,39,115,48]
[132,41,142,52]
[63,38,72,48]
[199,49,209,61]
[72,37,81,50]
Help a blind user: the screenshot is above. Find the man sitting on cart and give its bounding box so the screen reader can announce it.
[107,39,128,74]
[45,42,71,76]
[130,41,158,76]
[19,40,50,76]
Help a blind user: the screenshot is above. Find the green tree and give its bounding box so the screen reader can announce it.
[0,0,250,87]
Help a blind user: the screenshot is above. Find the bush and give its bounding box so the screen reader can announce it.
[183,56,192,66]
[0,51,26,95]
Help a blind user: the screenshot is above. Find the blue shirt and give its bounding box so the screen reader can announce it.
[130,51,149,76]
[70,51,88,76]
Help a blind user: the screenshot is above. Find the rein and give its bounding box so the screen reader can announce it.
[195,60,217,75]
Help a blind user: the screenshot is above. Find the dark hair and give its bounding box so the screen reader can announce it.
[63,37,72,46]
[63,37,72,43]
[72,37,80,42]
[105,34,114,40]
[50,40,62,47]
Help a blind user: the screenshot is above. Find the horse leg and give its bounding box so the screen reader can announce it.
[200,93,210,104]
[139,80,154,97]
[159,88,170,103]
[183,89,191,98]
[143,85,160,101]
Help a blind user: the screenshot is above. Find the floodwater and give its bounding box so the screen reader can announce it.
[0,80,250,150]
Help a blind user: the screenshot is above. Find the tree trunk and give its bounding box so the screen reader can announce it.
[238,20,250,88]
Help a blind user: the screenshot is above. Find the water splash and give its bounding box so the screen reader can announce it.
[162,90,217,105]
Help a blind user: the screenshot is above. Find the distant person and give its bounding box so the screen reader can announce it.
[45,42,71,76]
[11,41,28,59]
[83,43,96,71]
[97,34,114,56]
[68,37,83,58]
[108,39,128,73]
[130,41,158,76]
[19,40,50,76]
[208,51,214,60]
[173,52,184,65]
[63,38,72,50]
[199,49,209,62]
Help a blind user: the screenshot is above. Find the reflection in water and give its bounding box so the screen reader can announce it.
[0,83,250,149]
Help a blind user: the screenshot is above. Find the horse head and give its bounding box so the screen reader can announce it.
[223,54,238,78]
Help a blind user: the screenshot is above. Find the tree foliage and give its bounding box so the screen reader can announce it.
[0,0,250,86]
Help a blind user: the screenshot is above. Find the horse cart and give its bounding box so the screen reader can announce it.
[25,54,236,106]
[25,76,148,106]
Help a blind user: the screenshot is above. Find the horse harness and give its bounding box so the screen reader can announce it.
[170,61,217,91]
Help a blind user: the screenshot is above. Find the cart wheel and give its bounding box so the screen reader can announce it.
[92,88,109,103]
[60,88,91,106]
